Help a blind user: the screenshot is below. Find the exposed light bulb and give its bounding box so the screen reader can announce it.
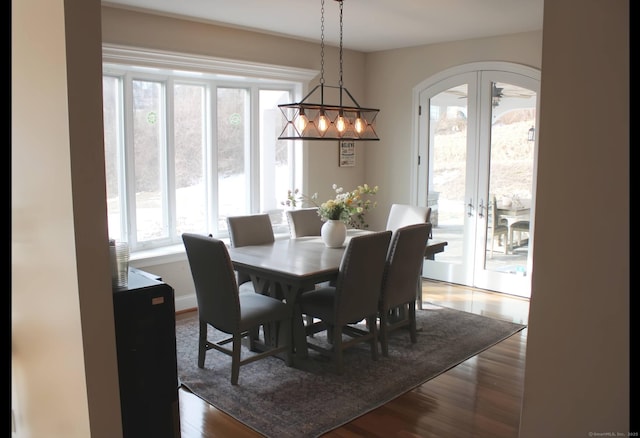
[318,111,329,133]
[336,113,346,133]
[295,110,308,133]
[354,115,365,134]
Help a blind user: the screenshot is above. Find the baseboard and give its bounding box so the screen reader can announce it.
[174,293,197,313]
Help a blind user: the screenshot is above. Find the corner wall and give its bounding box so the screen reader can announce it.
[518,0,629,434]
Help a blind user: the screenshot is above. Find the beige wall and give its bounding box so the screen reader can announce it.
[519,0,629,435]
[11,1,629,436]
[12,0,122,436]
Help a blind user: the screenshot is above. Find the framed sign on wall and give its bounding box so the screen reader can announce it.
[339,141,355,167]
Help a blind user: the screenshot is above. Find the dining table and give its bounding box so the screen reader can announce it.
[227,229,447,363]
[496,199,531,228]
[227,230,362,361]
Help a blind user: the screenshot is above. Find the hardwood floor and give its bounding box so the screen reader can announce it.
[176,279,529,438]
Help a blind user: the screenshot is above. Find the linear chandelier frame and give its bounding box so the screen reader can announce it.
[277,0,380,141]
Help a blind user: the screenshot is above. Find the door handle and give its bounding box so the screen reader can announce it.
[478,199,485,219]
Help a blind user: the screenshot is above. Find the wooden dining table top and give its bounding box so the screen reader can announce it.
[226,230,369,288]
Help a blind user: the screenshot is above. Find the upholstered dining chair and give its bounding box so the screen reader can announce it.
[509,220,530,250]
[385,203,432,238]
[378,222,431,357]
[181,233,292,385]
[385,203,432,309]
[226,213,275,295]
[285,207,324,238]
[298,230,392,374]
[489,196,509,258]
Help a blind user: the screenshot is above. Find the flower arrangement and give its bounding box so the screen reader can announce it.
[284,183,379,229]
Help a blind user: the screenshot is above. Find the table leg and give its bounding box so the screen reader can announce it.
[277,283,309,362]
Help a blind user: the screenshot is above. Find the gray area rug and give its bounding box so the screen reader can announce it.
[175,305,526,438]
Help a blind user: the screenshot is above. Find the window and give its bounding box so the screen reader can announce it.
[102,45,317,252]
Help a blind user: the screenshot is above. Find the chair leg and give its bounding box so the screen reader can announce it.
[368,315,379,361]
[408,301,417,344]
[198,320,207,368]
[416,272,423,310]
[504,232,509,254]
[326,325,334,344]
[280,318,293,367]
[490,230,495,258]
[231,333,242,385]
[379,309,390,357]
[333,325,344,374]
[248,326,260,351]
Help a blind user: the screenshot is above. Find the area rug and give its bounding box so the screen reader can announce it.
[175,305,526,438]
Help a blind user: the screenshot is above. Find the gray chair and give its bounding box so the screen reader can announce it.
[227,213,275,295]
[509,220,530,249]
[285,207,327,325]
[489,196,509,258]
[385,203,432,309]
[378,223,431,357]
[385,203,432,237]
[298,231,392,374]
[285,208,324,238]
[181,233,292,385]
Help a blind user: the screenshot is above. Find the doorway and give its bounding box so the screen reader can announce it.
[416,62,539,297]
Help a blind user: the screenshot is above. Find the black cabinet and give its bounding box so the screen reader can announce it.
[113,268,180,438]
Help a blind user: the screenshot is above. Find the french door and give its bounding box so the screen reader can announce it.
[416,63,539,297]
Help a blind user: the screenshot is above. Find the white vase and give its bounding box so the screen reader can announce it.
[321,219,347,248]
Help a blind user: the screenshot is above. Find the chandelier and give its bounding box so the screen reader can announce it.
[277,0,380,141]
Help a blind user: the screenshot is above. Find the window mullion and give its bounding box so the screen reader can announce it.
[123,72,137,247]
[165,79,177,243]
[206,81,217,236]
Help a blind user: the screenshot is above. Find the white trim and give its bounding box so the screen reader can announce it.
[174,294,197,313]
[102,43,319,83]
[412,62,540,94]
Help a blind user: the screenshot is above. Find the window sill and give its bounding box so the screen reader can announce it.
[130,232,290,267]
[130,244,191,268]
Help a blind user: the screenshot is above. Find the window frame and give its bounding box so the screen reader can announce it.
[102,44,318,255]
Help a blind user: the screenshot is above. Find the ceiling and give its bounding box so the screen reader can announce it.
[102,0,544,53]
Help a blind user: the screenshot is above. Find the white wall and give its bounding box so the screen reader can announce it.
[518,0,629,435]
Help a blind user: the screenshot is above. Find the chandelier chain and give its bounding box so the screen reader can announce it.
[276,0,380,141]
[320,0,325,85]
[338,0,344,88]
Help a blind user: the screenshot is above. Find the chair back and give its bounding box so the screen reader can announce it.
[490,196,505,230]
[182,233,240,333]
[334,231,392,325]
[227,214,275,247]
[380,223,432,310]
[385,204,432,232]
[285,208,324,238]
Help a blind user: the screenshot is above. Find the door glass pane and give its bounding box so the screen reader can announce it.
[217,87,249,231]
[132,79,167,242]
[428,85,468,265]
[485,81,536,275]
[175,83,206,235]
